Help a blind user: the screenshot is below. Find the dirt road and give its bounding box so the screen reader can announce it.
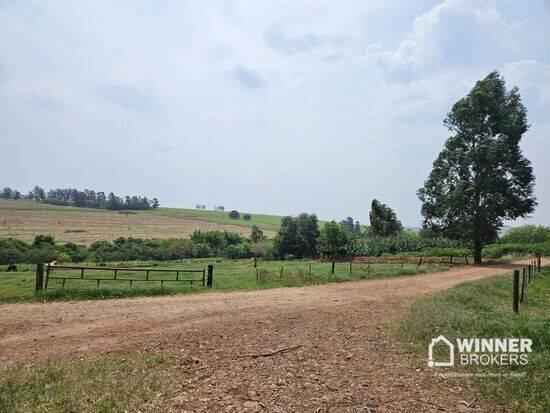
[0,261,541,412]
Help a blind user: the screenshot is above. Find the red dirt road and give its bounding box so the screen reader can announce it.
[0,260,542,412]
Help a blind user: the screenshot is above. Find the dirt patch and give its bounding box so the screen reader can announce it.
[1,260,542,412]
[0,209,275,244]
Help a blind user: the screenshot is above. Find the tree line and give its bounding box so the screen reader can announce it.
[0,186,160,211]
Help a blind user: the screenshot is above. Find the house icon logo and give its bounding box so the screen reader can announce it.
[428,335,454,367]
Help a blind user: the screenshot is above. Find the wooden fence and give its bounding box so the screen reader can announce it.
[35,263,213,292]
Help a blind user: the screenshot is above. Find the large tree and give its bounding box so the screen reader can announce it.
[369,199,403,236]
[418,71,536,263]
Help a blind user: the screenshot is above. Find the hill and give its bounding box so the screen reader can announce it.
[0,200,282,245]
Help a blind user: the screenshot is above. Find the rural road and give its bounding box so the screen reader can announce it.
[0,260,543,412]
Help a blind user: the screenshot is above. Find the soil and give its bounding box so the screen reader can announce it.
[0,259,543,412]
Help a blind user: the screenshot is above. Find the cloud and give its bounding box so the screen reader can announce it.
[265,27,350,55]
[367,0,520,82]
[94,85,160,113]
[230,65,267,89]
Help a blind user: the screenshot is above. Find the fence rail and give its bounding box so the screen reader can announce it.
[34,264,210,291]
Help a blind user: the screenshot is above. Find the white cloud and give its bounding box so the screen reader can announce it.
[367,0,521,82]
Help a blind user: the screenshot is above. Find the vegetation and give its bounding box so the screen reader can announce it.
[0,232,274,265]
[502,225,550,244]
[0,258,450,303]
[395,267,550,413]
[0,186,159,211]
[369,199,403,237]
[418,71,536,263]
[317,221,349,252]
[0,352,175,412]
[273,213,320,258]
[228,210,240,220]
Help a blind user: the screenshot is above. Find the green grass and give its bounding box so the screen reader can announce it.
[394,266,550,413]
[0,353,175,413]
[148,207,288,231]
[0,259,449,303]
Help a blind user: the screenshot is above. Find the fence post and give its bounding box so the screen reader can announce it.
[35,263,44,293]
[520,268,526,303]
[309,264,312,276]
[529,264,532,281]
[537,256,541,271]
[331,261,335,275]
[349,261,352,276]
[254,257,257,268]
[207,264,213,288]
[513,270,520,313]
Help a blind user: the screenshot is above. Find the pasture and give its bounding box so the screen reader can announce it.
[0,200,277,244]
[0,258,449,303]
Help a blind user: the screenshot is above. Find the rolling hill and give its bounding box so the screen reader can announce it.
[0,200,284,245]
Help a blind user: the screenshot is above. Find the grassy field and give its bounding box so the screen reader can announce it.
[0,200,279,244]
[394,266,550,413]
[0,258,449,303]
[0,352,176,413]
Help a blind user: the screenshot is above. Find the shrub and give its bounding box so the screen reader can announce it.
[243,214,252,221]
[229,210,240,220]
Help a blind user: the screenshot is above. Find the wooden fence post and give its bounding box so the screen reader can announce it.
[254,257,257,268]
[308,264,312,276]
[35,263,44,293]
[349,261,352,276]
[520,268,526,303]
[207,264,213,288]
[513,270,520,313]
[529,264,532,281]
[331,261,335,275]
[537,256,541,271]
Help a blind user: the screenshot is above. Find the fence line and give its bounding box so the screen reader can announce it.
[513,257,542,313]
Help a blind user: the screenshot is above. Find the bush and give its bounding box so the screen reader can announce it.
[243,214,252,221]
[229,210,240,220]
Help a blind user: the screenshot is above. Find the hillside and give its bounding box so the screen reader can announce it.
[0,200,282,245]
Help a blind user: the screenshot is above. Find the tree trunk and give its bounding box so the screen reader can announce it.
[473,238,483,265]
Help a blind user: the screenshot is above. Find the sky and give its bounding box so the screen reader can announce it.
[1,0,549,226]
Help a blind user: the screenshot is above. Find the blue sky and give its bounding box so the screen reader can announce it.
[1,0,549,226]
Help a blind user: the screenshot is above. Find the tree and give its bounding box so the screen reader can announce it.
[317,221,349,252]
[243,213,252,221]
[31,186,46,201]
[250,225,265,243]
[418,71,536,264]
[274,213,320,258]
[369,199,403,236]
[229,210,240,220]
[1,187,13,199]
[152,198,160,209]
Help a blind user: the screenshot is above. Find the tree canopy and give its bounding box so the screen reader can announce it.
[369,199,403,237]
[417,71,536,263]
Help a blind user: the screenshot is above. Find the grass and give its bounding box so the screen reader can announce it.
[149,206,288,231]
[0,259,450,303]
[394,266,550,413]
[0,353,176,413]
